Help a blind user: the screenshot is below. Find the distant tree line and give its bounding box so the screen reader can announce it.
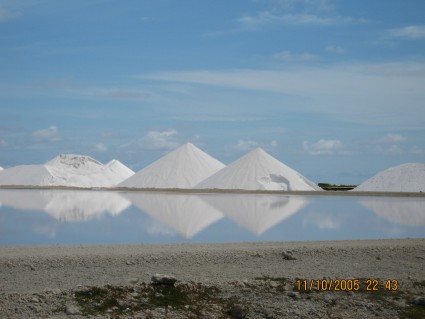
[318,183,358,191]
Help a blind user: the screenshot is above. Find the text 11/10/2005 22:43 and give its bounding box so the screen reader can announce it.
[296,279,399,292]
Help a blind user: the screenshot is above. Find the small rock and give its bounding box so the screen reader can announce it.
[65,305,80,315]
[262,309,274,319]
[282,251,296,260]
[130,278,139,284]
[287,291,298,298]
[269,281,280,288]
[126,260,133,265]
[229,304,247,318]
[151,274,177,286]
[412,296,425,306]
[30,297,40,303]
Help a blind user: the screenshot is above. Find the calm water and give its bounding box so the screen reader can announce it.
[0,189,424,245]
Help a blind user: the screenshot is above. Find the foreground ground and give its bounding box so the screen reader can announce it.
[1,239,424,318]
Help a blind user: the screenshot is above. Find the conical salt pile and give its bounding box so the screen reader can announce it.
[106,159,135,180]
[196,148,320,191]
[119,143,225,189]
[353,163,425,192]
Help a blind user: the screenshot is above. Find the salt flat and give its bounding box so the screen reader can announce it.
[0,239,424,318]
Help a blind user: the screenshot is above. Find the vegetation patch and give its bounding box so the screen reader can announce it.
[74,282,234,318]
[318,183,357,191]
[75,285,136,316]
[400,304,425,319]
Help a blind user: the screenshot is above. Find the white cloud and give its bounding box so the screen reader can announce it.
[237,12,357,27]
[87,88,152,100]
[94,143,107,152]
[376,133,407,144]
[270,140,278,147]
[274,50,319,62]
[122,129,179,151]
[325,45,345,54]
[234,139,278,151]
[303,139,344,155]
[411,146,425,155]
[372,134,408,155]
[270,0,335,12]
[32,126,61,142]
[389,25,425,40]
[235,140,259,151]
[0,6,18,22]
[142,62,425,127]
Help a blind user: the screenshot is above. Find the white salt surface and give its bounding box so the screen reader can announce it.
[0,154,134,188]
[197,148,320,191]
[354,163,425,192]
[119,143,225,189]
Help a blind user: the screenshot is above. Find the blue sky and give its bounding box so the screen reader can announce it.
[1,0,425,184]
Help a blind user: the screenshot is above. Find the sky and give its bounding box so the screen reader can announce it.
[1,0,425,184]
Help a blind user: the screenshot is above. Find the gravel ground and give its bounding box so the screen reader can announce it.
[1,239,425,318]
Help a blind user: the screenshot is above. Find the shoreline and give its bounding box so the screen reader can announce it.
[1,185,425,197]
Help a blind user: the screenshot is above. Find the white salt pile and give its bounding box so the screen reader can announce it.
[354,163,425,192]
[0,165,54,186]
[106,159,135,179]
[119,143,225,189]
[0,154,134,188]
[196,148,320,191]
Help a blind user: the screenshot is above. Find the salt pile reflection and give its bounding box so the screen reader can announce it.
[0,189,424,245]
[0,189,131,221]
[360,197,425,226]
[203,194,308,235]
[125,193,223,238]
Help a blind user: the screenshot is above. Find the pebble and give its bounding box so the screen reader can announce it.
[30,297,40,303]
[269,281,280,288]
[282,251,296,260]
[65,305,80,315]
[229,304,247,319]
[412,296,425,306]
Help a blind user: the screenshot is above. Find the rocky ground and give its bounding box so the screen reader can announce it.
[1,239,424,318]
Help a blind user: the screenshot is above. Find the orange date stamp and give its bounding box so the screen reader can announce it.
[296,279,399,292]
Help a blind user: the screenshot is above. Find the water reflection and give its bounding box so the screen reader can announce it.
[360,197,425,226]
[0,189,424,245]
[204,194,308,235]
[125,193,223,238]
[0,189,131,221]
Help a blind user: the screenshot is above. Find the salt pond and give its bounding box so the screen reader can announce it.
[0,189,424,245]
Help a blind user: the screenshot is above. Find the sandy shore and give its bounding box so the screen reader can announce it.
[1,239,425,318]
